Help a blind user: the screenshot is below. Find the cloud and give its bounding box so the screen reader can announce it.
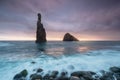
[0,0,120,40]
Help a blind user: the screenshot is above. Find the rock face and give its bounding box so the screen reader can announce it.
[63,33,79,41]
[36,13,47,43]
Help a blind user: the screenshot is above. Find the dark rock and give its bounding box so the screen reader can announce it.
[109,66,120,73]
[50,71,59,78]
[30,73,42,80]
[100,72,114,80]
[63,33,79,41]
[20,69,28,77]
[61,72,67,76]
[31,61,36,64]
[36,13,47,43]
[71,71,82,77]
[37,68,43,73]
[70,76,80,80]
[55,71,68,80]
[55,76,69,80]
[71,71,95,80]
[43,74,50,80]
[114,73,120,80]
[43,71,59,80]
[13,73,23,80]
[79,77,86,80]
[13,69,28,80]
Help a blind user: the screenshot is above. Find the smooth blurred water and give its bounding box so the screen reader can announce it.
[0,41,120,80]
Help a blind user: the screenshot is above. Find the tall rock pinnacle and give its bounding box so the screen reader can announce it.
[36,13,47,43]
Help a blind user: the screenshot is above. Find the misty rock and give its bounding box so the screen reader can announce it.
[63,33,79,41]
[36,13,47,43]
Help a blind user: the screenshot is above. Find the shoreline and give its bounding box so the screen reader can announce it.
[13,66,120,80]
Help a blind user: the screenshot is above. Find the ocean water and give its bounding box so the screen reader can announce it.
[0,41,120,80]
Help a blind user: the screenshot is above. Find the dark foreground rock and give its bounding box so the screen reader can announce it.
[13,66,120,80]
[109,66,120,73]
[13,69,28,80]
[63,33,79,41]
[30,73,42,80]
[36,13,47,43]
[71,71,95,80]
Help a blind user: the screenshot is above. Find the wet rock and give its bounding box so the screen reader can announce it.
[31,61,36,64]
[100,72,114,80]
[70,76,80,80]
[71,71,95,80]
[50,71,59,78]
[30,73,42,80]
[63,33,79,41]
[43,74,50,80]
[109,66,120,73]
[13,69,28,80]
[71,71,81,77]
[79,77,86,80]
[55,76,69,80]
[20,69,28,77]
[36,13,47,43]
[13,73,23,80]
[37,68,43,73]
[61,71,67,76]
[114,73,120,80]
[55,71,69,80]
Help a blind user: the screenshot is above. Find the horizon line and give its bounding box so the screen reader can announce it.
[0,40,120,41]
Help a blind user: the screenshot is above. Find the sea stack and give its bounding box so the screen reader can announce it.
[36,13,47,43]
[63,33,79,41]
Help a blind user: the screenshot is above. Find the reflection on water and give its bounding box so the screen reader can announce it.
[36,42,95,56]
[36,42,46,51]
[79,46,90,52]
[35,41,120,56]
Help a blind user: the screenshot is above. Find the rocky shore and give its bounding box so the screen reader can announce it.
[13,66,120,80]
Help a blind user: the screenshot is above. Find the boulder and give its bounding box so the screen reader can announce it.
[71,71,95,80]
[43,74,50,80]
[30,73,42,80]
[37,68,43,73]
[99,72,114,80]
[70,76,80,80]
[36,13,47,43]
[13,69,28,80]
[50,71,59,79]
[109,66,120,73]
[63,33,79,41]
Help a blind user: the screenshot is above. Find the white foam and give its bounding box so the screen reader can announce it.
[0,50,120,80]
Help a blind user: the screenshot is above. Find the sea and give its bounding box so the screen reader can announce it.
[0,41,120,80]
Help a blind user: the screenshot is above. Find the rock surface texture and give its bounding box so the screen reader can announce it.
[13,66,120,80]
[63,33,79,41]
[36,13,47,43]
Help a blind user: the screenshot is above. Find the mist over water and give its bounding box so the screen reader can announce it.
[0,41,120,80]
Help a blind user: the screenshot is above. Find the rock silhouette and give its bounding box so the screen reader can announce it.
[36,13,47,43]
[63,33,79,41]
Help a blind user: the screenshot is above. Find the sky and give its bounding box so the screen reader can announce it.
[0,0,120,41]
